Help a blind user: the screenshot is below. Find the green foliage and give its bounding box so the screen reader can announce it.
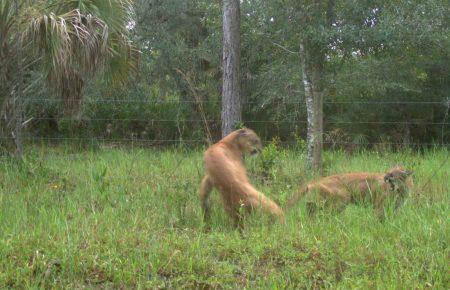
[293,133,307,153]
[1,0,449,147]
[0,0,137,117]
[257,137,282,180]
[233,122,245,130]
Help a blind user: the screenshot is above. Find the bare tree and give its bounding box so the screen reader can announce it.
[299,0,335,173]
[221,0,241,137]
[300,42,323,173]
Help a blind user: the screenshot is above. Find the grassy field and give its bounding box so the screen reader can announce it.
[0,145,448,289]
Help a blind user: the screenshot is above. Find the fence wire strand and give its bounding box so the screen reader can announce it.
[24,99,447,105]
[0,136,448,147]
[7,117,450,126]
[1,98,449,148]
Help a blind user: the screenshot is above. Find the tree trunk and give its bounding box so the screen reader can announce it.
[300,41,323,173]
[221,0,241,137]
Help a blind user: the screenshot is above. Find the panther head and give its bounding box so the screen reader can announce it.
[383,166,414,193]
[235,128,263,155]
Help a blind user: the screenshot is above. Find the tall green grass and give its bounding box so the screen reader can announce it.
[0,146,448,288]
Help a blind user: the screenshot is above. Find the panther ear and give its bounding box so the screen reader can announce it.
[384,173,393,183]
[236,128,248,139]
[402,170,413,177]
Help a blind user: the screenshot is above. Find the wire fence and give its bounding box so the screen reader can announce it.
[0,136,448,147]
[24,99,448,105]
[3,98,450,150]
[8,117,450,125]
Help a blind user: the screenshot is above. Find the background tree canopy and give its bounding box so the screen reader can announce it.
[1,0,449,148]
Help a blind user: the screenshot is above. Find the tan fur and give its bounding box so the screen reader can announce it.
[287,166,413,218]
[199,128,285,229]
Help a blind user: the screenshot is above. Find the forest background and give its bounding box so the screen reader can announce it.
[1,0,448,151]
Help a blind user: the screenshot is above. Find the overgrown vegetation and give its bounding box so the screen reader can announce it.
[0,146,448,288]
[0,0,137,145]
[1,0,448,148]
[1,1,448,288]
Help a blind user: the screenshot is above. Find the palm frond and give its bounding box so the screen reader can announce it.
[24,0,138,113]
[0,0,16,83]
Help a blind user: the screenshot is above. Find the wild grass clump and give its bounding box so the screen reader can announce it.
[0,146,448,288]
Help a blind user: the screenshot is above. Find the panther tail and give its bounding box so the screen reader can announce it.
[285,185,309,210]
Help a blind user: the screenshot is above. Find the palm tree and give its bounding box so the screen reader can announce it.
[1,0,138,115]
